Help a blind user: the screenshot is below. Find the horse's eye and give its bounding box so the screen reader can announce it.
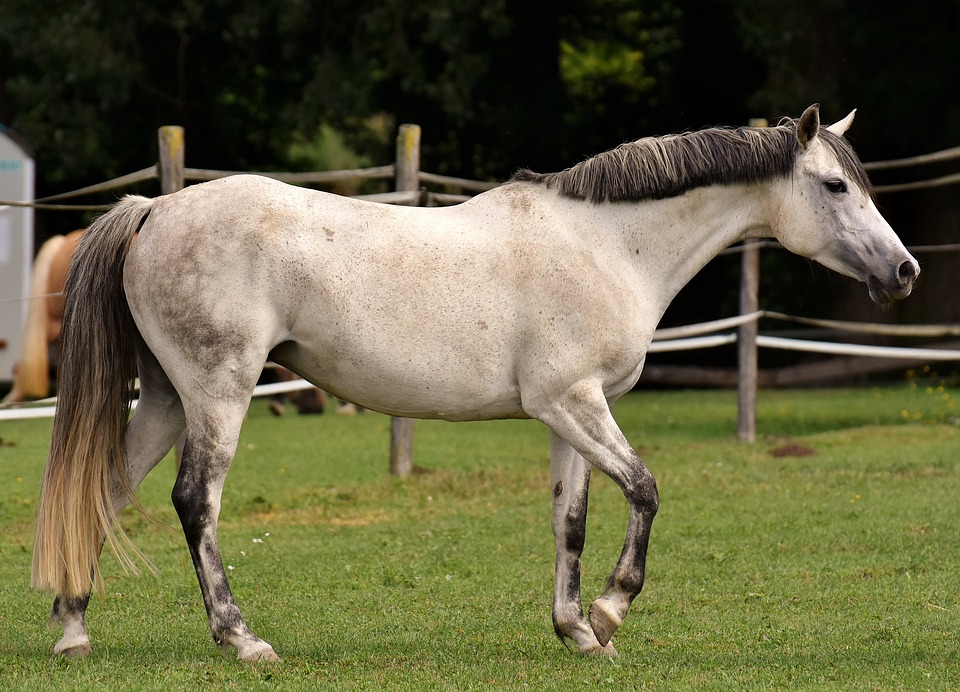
[825,179,848,194]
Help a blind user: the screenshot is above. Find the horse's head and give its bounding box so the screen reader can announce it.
[772,104,919,304]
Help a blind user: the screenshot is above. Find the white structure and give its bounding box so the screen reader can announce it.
[0,126,35,385]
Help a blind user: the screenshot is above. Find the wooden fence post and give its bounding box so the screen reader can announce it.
[737,117,767,443]
[158,126,185,194]
[389,124,421,478]
[737,240,760,442]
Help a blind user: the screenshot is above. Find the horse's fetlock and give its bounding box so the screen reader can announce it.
[552,600,585,631]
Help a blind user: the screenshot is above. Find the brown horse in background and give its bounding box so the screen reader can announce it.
[2,229,84,404]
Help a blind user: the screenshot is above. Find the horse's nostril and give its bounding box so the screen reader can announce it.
[898,260,918,286]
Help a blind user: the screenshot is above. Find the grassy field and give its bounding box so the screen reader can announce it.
[1,383,959,689]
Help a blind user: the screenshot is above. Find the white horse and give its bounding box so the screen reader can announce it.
[33,105,918,661]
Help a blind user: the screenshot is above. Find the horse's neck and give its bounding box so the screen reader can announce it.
[604,184,775,311]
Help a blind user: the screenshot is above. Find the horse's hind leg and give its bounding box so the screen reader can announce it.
[173,397,278,662]
[549,434,617,655]
[50,349,185,657]
[49,594,93,657]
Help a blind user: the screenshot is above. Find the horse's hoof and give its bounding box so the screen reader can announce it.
[53,641,92,658]
[589,599,623,647]
[580,640,618,657]
[250,649,280,663]
[235,641,280,663]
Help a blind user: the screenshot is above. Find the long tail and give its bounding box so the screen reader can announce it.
[31,195,155,599]
[2,235,66,403]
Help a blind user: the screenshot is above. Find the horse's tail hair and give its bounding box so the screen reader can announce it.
[3,235,66,403]
[31,195,155,599]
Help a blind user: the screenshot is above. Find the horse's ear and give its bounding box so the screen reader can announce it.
[796,104,820,149]
[826,109,856,136]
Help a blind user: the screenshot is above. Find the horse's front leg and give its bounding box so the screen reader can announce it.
[587,464,658,649]
[534,383,659,650]
[549,434,617,655]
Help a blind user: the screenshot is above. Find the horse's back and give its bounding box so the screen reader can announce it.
[123,176,521,416]
[124,175,645,420]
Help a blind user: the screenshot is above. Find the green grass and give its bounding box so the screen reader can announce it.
[1,385,959,689]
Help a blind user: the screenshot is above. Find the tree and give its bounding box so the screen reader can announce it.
[729,0,960,159]
[0,0,695,190]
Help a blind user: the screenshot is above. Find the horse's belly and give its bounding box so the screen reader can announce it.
[304,367,527,422]
[272,336,526,422]
[345,383,526,421]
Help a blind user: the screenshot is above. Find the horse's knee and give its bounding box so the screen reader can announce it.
[626,466,659,516]
[643,474,659,515]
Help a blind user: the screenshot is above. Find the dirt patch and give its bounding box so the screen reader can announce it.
[767,442,817,458]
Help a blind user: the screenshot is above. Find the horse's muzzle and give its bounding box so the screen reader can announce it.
[867,259,920,304]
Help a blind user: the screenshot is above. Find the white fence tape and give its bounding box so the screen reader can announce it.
[0,405,59,421]
[756,335,960,360]
[652,312,762,340]
[0,378,316,421]
[5,311,960,422]
[647,334,738,352]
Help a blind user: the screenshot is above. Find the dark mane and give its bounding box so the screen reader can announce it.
[510,121,872,202]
